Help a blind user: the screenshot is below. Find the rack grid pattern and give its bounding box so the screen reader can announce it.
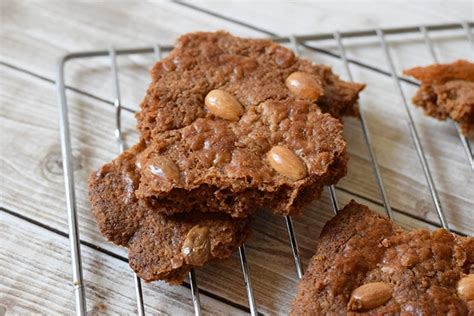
[56,21,473,315]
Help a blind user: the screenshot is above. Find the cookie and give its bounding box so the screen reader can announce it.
[88,142,250,284]
[291,201,474,315]
[132,32,363,217]
[404,60,474,135]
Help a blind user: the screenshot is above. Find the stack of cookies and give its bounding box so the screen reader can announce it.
[88,31,363,283]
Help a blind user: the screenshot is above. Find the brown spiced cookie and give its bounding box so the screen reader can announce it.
[131,31,361,218]
[404,60,474,135]
[137,31,364,141]
[291,200,474,315]
[88,142,250,284]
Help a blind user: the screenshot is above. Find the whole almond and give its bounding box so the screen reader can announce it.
[457,274,474,301]
[148,157,180,184]
[285,72,323,101]
[348,282,392,311]
[181,225,211,266]
[205,89,244,121]
[267,146,307,180]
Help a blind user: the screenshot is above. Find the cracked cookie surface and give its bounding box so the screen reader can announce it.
[137,31,364,139]
[291,201,474,315]
[88,142,250,284]
[136,98,347,217]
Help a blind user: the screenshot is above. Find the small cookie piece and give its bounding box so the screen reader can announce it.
[88,142,250,284]
[135,98,347,218]
[290,201,474,315]
[404,60,474,135]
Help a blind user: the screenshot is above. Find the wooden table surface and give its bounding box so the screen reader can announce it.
[1,1,473,315]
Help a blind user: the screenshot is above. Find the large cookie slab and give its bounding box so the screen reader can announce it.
[291,201,474,315]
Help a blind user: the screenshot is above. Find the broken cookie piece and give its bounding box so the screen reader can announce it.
[135,98,347,218]
[88,142,250,284]
[291,200,474,315]
[404,59,474,135]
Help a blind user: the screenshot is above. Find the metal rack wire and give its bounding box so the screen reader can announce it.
[56,22,473,315]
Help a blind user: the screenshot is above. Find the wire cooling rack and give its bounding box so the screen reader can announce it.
[56,22,473,315]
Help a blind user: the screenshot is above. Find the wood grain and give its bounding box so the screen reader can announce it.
[0,0,260,109]
[180,1,472,36]
[1,1,473,314]
[0,211,245,316]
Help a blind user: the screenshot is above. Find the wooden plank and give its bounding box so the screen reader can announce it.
[175,2,474,78]
[4,1,469,112]
[0,211,245,316]
[177,1,472,36]
[0,0,261,110]
[0,65,464,314]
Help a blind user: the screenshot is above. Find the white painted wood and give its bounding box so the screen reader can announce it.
[0,211,245,315]
[1,1,472,314]
[0,0,261,110]
[184,1,472,33]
